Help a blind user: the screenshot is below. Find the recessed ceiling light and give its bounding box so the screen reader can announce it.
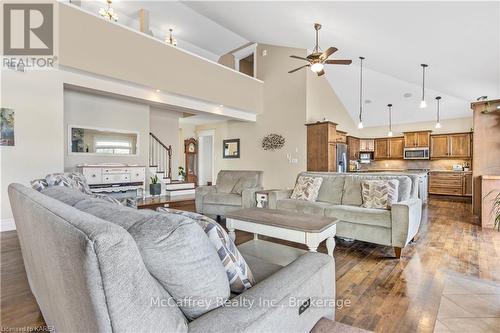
[403,93,412,98]
[156,89,160,93]
[219,104,224,108]
[364,99,372,104]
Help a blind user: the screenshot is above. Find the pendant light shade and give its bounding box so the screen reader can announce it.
[387,104,393,137]
[435,96,442,128]
[358,57,365,129]
[420,64,428,108]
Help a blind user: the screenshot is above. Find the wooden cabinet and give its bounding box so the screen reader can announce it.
[360,139,374,152]
[347,136,360,160]
[336,130,347,143]
[430,133,472,159]
[389,137,404,159]
[429,171,473,196]
[306,121,339,172]
[404,131,431,148]
[374,137,404,159]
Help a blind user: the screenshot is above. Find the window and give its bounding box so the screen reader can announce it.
[95,138,132,155]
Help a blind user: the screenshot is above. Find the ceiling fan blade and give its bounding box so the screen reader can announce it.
[290,55,310,61]
[325,59,353,65]
[320,47,338,60]
[316,69,325,76]
[288,64,310,73]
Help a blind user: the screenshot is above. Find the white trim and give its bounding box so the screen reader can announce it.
[232,43,258,78]
[67,125,140,157]
[196,129,216,185]
[60,2,263,84]
[1,218,16,232]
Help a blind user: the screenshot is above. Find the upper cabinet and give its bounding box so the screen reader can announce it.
[430,133,472,159]
[404,131,431,148]
[374,137,403,159]
[347,136,360,160]
[336,130,347,143]
[359,139,375,152]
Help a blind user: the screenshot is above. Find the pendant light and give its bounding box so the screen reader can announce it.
[435,96,442,128]
[166,28,177,46]
[358,57,365,129]
[420,64,428,108]
[387,104,393,137]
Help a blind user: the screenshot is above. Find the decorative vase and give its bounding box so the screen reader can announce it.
[150,183,161,196]
[178,175,185,182]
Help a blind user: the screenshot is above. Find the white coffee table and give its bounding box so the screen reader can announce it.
[226,208,338,256]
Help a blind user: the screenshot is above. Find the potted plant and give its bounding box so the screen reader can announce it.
[149,174,161,196]
[178,166,186,182]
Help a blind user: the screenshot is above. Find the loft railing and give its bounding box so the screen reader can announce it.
[149,132,172,180]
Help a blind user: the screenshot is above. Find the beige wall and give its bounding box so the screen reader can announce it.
[64,89,150,170]
[58,3,263,114]
[306,71,359,134]
[356,117,473,138]
[150,107,183,176]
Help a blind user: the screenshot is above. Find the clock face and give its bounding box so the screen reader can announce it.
[188,143,195,153]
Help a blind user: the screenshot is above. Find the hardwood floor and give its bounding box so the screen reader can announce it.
[1,196,499,332]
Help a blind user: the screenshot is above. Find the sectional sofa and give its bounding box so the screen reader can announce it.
[269,172,422,258]
[8,183,334,332]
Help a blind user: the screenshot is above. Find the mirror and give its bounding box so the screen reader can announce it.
[223,139,240,158]
[69,126,138,155]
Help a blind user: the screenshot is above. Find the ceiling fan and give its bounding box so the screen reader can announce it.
[289,23,352,76]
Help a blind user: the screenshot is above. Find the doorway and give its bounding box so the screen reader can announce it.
[197,130,215,186]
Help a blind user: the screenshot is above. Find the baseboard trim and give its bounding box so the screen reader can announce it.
[0,218,16,232]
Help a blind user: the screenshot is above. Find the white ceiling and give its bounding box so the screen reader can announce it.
[80,1,500,127]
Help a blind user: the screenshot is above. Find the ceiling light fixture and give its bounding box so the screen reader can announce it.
[387,103,393,137]
[358,56,365,129]
[420,64,428,108]
[99,0,118,22]
[310,62,324,73]
[156,89,160,93]
[435,96,442,129]
[166,28,177,46]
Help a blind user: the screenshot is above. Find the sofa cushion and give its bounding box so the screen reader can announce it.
[325,205,391,228]
[41,186,90,206]
[342,175,412,206]
[316,175,345,205]
[157,208,255,294]
[55,192,230,320]
[242,253,282,283]
[361,179,399,209]
[231,174,259,195]
[204,193,242,206]
[276,198,333,216]
[290,176,323,202]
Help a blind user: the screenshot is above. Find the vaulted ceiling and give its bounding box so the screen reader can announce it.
[80,1,500,127]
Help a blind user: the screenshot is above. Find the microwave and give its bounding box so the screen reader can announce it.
[404,147,430,160]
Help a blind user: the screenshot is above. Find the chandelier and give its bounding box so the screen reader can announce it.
[166,28,177,46]
[99,0,118,22]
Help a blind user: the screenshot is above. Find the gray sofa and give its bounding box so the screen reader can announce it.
[196,170,263,217]
[269,172,422,258]
[8,183,334,333]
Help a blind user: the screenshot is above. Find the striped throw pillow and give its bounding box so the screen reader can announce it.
[361,179,399,209]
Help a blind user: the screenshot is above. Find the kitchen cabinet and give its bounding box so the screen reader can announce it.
[429,171,472,196]
[306,121,338,172]
[430,133,472,159]
[374,137,404,159]
[336,130,347,143]
[347,136,360,161]
[404,131,431,148]
[359,139,375,152]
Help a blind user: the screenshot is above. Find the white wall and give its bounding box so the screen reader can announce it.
[64,90,150,170]
[198,134,214,185]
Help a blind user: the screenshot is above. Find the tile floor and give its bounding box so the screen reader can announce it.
[434,272,500,332]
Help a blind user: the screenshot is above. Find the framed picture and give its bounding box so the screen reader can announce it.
[0,108,15,146]
[223,139,240,158]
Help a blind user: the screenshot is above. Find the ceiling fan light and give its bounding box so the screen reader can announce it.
[420,100,427,108]
[388,131,393,137]
[358,122,364,129]
[311,62,324,73]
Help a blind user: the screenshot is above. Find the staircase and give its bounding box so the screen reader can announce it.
[149,132,172,187]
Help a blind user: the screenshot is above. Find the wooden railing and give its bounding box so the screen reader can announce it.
[149,132,172,180]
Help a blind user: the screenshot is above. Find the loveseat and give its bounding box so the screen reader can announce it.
[196,170,264,217]
[269,172,422,258]
[8,183,334,332]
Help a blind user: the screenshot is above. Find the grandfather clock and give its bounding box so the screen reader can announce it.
[184,138,198,184]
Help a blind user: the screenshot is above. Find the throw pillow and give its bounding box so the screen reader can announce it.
[157,208,255,293]
[231,175,259,195]
[45,172,92,194]
[361,179,399,209]
[291,176,323,202]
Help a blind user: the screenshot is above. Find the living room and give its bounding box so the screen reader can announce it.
[1,1,499,333]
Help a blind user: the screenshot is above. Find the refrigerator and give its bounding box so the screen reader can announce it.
[336,143,348,173]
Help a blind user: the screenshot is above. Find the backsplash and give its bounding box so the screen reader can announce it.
[360,159,471,171]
